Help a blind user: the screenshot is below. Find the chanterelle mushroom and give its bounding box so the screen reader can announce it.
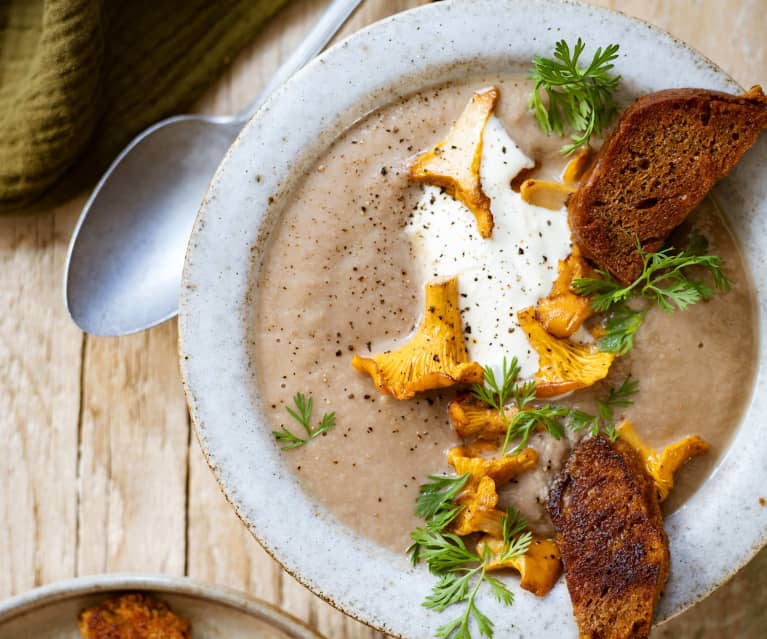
[617,420,710,501]
[476,535,562,596]
[517,306,615,397]
[535,245,597,339]
[519,178,576,211]
[447,445,538,537]
[351,277,483,400]
[408,87,498,238]
[448,394,517,441]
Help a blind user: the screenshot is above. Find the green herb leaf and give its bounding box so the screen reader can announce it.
[471,357,520,411]
[314,411,336,437]
[435,616,465,639]
[529,38,621,154]
[409,481,533,638]
[598,304,647,355]
[435,585,495,639]
[605,377,640,407]
[603,423,620,442]
[485,575,515,606]
[572,241,730,315]
[572,239,730,354]
[415,474,470,521]
[502,376,638,451]
[408,527,480,573]
[499,508,533,561]
[504,405,569,455]
[511,379,537,411]
[471,361,635,454]
[284,392,313,436]
[272,393,336,450]
[425,572,476,612]
[271,428,310,450]
[471,360,568,455]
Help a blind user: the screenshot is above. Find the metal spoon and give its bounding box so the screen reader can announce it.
[65,0,363,336]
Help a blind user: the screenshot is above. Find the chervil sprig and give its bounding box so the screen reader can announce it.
[470,360,634,453]
[415,473,471,532]
[499,507,533,561]
[529,38,621,154]
[602,376,640,409]
[593,377,638,441]
[563,377,638,442]
[471,356,519,411]
[572,241,730,312]
[272,392,336,450]
[504,405,569,455]
[571,240,730,354]
[470,358,568,454]
[408,499,532,639]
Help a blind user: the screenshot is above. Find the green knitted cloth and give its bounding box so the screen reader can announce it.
[0,0,288,212]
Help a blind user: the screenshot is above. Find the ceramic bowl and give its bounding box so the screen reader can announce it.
[0,574,323,638]
[179,1,767,637]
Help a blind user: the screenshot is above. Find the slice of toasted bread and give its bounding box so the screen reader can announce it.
[548,436,669,639]
[569,86,767,283]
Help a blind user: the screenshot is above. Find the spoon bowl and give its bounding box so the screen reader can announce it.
[64,0,363,336]
[66,115,242,336]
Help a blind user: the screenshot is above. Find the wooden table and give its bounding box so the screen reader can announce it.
[1,1,765,637]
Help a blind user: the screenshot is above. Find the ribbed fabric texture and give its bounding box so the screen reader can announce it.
[0,0,288,212]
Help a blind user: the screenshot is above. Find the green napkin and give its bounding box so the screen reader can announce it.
[0,0,289,212]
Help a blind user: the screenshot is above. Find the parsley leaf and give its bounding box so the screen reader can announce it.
[529,38,621,154]
[272,392,336,450]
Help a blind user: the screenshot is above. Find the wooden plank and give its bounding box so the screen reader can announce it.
[0,201,83,597]
[76,321,188,575]
[611,0,766,88]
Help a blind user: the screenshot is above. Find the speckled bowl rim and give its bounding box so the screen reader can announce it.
[0,573,324,638]
[179,1,767,637]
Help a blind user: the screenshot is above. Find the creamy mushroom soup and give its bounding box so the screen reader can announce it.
[250,76,757,550]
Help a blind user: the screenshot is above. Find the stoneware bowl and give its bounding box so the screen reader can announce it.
[179,1,767,637]
[0,574,324,638]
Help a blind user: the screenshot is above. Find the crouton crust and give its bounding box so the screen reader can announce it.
[548,436,669,639]
[569,86,767,284]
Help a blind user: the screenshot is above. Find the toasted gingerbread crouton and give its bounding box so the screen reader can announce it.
[569,86,767,284]
[548,436,669,639]
[79,593,190,639]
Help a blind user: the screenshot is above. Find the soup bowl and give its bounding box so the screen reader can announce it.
[179,1,767,636]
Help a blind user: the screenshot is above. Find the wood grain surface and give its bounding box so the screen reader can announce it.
[0,1,765,638]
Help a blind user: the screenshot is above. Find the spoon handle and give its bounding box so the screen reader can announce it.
[236,0,364,122]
